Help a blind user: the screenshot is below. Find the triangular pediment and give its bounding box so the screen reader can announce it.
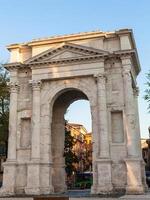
[45,49,90,61]
[25,42,109,64]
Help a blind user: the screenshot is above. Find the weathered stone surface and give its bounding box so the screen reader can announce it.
[2,194,150,200]
[34,198,69,200]
[0,199,33,200]
[1,29,145,196]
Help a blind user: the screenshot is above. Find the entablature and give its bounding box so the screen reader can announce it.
[4,43,139,76]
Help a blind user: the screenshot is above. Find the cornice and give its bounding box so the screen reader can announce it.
[28,31,107,46]
[7,29,132,50]
[113,49,140,74]
[4,49,139,72]
[4,62,22,69]
[7,31,106,49]
[29,55,106,67]
[4,62,26,70]
[113,49,135,55]
[115,29,132,36]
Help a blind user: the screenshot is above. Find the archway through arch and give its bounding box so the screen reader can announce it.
[65,100,92,190]
[51,88,92,192]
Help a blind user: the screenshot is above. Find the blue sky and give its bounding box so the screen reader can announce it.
[0,0,150,137]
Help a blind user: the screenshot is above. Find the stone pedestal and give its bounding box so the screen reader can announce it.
[25,162,54,195]
[39,163,54,194]
[25,163,40,195]
[0,161,17,196]
[52,166,67,193]
[125,159,144,194]
[91,159,112,194]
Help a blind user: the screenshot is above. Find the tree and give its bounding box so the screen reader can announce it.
[144,70,150,112]
[0,64,9,157]
[64,123,79,177]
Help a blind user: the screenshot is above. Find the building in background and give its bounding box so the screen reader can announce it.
[66,125,148,173]
[66,123,92,172]
[141,139,148,163]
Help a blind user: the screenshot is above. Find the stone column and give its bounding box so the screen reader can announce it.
[91,71,112,194]
[25,80,41,195]
[123,67,140,157]
[30,80,41,161]
[8,82,19,161]
[1,82,19,195]
[133,87,142,158]
[122,57,144,194]
[97,73,109,158]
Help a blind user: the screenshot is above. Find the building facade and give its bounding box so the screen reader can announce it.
[0,29,146,195]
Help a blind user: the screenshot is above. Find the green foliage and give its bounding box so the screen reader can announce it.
[144,71,150,112]
[0,64,9,155]
[64,124,78,177]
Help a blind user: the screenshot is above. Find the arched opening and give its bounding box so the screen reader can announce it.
[51,89,92,193]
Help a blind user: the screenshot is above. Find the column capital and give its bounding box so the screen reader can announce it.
[8,82,20,93]
[120,55,132,62]
[121,56,132,69]
[29,80,42,90]
[94,73,106,83]
[133,87,139,96]
[122,68,131,77]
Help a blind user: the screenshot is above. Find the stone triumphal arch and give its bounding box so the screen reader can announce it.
[1,29,146,195]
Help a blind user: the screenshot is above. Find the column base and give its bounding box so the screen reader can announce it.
[1,160,17,196]
[52,164,67,193]
[91,184,113,194]
[125,158,145,195]
[15,186,25,195]
[25,162,40,195]
[91,159,113,194]
[0,187,15,197]
[40,186,54,195]
[126,185,144,194]
[53,184,67,193]
[40,163,54,194]
[25,187,40,195]
[141,160,148,192]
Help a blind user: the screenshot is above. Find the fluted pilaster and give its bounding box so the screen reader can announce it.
[8,82,19,161]
[95,73,109,158]
[30,80,41,161]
